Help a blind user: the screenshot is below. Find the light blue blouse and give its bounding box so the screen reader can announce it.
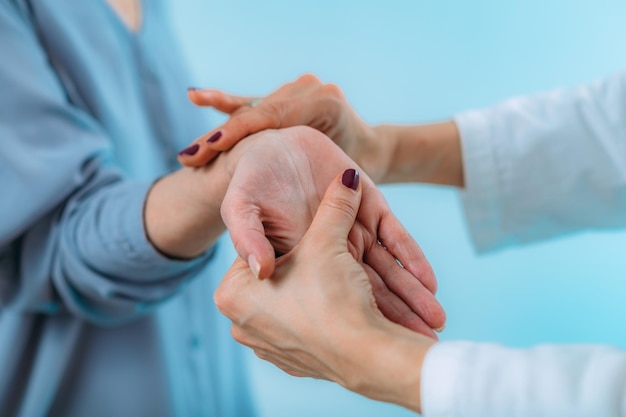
[0,1,255,416]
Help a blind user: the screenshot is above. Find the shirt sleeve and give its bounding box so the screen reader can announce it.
[421,341,626,417]
[455,71,626,252]
[0,2,213,325]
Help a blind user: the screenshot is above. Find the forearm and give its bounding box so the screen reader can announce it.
[144,158,230,259]
[344,319,436,414]
[373,121,464,187]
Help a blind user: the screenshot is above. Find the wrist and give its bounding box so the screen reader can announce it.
[143,156,231,259]
[359,124,395,184]
[374,121,464,187]
[341,317,436,414]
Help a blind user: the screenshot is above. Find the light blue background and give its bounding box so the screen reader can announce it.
[170,1,626,415]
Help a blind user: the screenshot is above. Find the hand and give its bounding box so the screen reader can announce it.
[178,74,391,183]
[215,170,437,413]
[218,126,445,336]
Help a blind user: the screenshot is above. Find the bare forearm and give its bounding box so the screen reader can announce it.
[345,320,436,414]
[373,121,464,187]
[144,160,229,259]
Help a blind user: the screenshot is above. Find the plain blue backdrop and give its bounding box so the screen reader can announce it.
[169,1,626,415]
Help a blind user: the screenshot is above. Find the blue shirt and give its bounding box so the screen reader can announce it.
[0,1,255,416]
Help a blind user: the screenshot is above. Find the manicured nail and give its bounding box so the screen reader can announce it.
[341,169,359,190]
[434,326,445,333]
[207,131,222,143]
[248,254,261,279]
[178,143,199,156]
[187,87,199,92]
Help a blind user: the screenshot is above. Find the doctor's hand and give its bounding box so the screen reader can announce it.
[215,170,436,414]
[178,74,389,183]
[217,126,445,336]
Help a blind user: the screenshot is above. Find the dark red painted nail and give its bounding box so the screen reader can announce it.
[207,131,222,143]
[341,169,359,190]
[178,143,200,156]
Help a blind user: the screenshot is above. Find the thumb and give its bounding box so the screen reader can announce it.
[221,191,277,280]
[304,169,362,245]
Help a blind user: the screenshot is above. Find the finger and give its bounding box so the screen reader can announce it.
[221,191,277,279]
[363,264,437,339]
[203,108,284,151]
[179,78,334,167]
[176,143,220,167]
[366,243,446,330]
[187,88,255,114]
[177,107,282,167]
[378,213,438,294]
[303,169,362,246]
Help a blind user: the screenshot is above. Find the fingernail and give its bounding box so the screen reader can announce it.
[434,326,445,333]
[187,87,199,92]
[178,143,199,156]
[248,254,261,279]
[207,131,222,143]
[341,169,359,190]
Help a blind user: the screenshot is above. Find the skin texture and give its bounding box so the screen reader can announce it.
[146,126,445,336]
[215,171,437,414]
[179,74,464,187]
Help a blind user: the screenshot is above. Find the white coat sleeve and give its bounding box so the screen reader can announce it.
[455,71,626,252]
[421,341,626,417]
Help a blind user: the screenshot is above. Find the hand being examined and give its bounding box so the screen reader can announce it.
[216,126,445,336]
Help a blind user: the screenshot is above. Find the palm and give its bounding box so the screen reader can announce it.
[219,126,444,336]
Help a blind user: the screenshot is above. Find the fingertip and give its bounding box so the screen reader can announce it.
[177,143,200,157]
[203,130,237,152]
[247,254,261,279]
[177,142,221,167]
[250,253,276,280]
[258,263,275,280]
[206,130,223,144]
[176,151,202,167]
[341,168,360,191]
[187,88,220,106]
[187,87,202,104]
[421,301,447,332]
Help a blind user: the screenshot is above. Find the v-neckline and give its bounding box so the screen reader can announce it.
[101,0,148,40]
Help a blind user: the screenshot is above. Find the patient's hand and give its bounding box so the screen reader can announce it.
[218,126,444,336]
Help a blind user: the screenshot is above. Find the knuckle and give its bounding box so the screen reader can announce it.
[228,114,255,134]
[325,196,358,221]
[253,347,274,362]
[283,368,304,378]
[231,325,251,346]
[259,102,285,126]
[296,73,321,85]
[214,265,250,318]
[320,82,344,99]
[214,283,234,317]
